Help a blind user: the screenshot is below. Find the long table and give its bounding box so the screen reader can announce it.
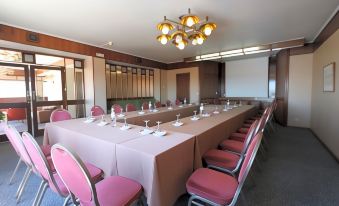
[117,104,199,127]
[159,105,256,168]
[43,104,256,206]
[43,118,195,206]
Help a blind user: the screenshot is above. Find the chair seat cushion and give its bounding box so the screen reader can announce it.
[85,162,103,183]
[229,133,246,142]
[186,168,238,205]
[95,176,142,206]
[238,127,249,134]
[41,144,52,156]
[220,140,244,153]
[203,149,240,171]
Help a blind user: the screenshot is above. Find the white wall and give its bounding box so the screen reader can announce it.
[92,57,107,113]
[165,67,200,104]
[160,69,168,104]
[84,56,94,116]
[311,30,339,159]
[154,68,161,102]
[225,57,269,97]
[288,54,313,127]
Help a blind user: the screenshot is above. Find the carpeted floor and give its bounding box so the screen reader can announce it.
[1,126,339,206]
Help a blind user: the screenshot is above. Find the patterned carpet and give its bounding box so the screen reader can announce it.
[1,126,339,206]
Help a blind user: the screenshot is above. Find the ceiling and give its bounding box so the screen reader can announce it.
[0,0,338,63]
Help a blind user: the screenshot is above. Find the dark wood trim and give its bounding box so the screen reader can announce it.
[0,24,167,69]
[107,97,155,101]
[167,61,201,70]
[313,11,339,51]
[67,100,85,105]
[289,43,314,55]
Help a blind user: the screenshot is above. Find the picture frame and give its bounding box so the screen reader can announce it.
[323,62,335,92]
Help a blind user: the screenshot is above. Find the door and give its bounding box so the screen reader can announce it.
[30,65,66,136]
[0,63,32,141]
[176,73,190,103]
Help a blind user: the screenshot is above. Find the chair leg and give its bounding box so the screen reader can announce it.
[16,166,30,197]
[63,195,71,206]
[17,168,32,202]
[35,182,48,206]
[33,180,46,206]
[9,158,22,185]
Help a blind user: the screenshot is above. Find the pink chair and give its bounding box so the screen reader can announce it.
[90,105,105,116]
[22,132,104,206]
[112,104,123,113]
[142,102,149,110]
[155,101,162,108]
[125,103,136,112]
[3,125,36,202]
[203,120,259,176]
[186,132,263,206]
[50,109,72,122]
[4,125,51,186]
[51,144,143,206]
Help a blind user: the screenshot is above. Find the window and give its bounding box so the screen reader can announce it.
[105,63,154,99]
[0,49,22,63]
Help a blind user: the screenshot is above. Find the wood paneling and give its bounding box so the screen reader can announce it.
[289,43,314,55]
[167,61,200,70]
[0,24,167,69]
[275,49,290,126]
[199,61,221,99]
[168,60,221,99]
[176,73,190,102]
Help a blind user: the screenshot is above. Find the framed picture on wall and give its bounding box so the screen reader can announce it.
[323,62,335,92]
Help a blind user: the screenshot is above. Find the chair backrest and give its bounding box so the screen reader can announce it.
[125,103,136,112]
[238,132,263,183]
[4,125,32,166]
[6,108,27,121]
[257,107,269,133]
[112,104,123,113]
[155,101,162,108]
[21,132,66,196]
[142,102,149,110]
[3,124,21,156]
[51,144,98,205]
[90,105,105,116]
[240,120,259,155]
[50,109,72,122]
[229,132,263,206]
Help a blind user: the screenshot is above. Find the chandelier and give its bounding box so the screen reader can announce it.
[156,8,217,50]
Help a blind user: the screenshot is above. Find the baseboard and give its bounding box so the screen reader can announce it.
[309,128,339,163]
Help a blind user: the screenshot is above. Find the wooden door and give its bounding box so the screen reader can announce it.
[176,73,190,103]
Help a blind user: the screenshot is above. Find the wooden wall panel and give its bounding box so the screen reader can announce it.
[199,61,221,99]
[275,49,290,126]
[0,24,167,69]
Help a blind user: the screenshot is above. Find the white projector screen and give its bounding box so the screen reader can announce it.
[225,57,268,97]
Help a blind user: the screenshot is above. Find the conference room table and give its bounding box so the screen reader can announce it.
[159,104,257,168]
[117,104,199,127]
[43,117,195,206]
[43,104,256,206]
